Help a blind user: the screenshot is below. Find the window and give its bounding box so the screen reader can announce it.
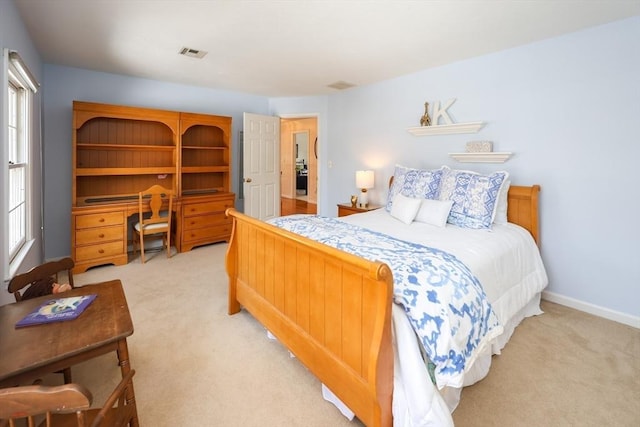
[7,74,29,262]
[5,50,39,276]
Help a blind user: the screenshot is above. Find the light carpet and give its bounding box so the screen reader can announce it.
[63,243,639,426]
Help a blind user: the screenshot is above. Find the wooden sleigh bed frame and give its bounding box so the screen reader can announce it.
[225,185,540,427]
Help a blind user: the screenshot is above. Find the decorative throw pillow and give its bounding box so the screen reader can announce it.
[493,179,510,224]
[386,165,444,212]
[415,199,454,227]
[390,194,422,224]
[439,166,509,229]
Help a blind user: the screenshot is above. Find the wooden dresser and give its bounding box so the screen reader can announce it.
[71,101,234,273]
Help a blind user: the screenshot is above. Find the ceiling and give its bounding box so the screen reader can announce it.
[14,0,640,97]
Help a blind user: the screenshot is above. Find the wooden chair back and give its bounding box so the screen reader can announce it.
[0,370,137,427]
[133,184,173,263]
[8,257,75,302]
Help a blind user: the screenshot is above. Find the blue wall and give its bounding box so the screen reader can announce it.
[273,17,640,323]
[0,0,43,304]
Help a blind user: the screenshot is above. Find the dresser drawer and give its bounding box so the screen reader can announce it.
[183,200,234,216]
[75,241,125,262]
[182,223,232,243]
[75,211,124,229]
[75,225,124,246]
[182,212,229,231]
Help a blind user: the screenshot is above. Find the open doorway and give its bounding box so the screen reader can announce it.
[280,117,317,215]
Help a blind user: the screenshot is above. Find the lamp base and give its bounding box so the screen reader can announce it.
[358,190,368,208]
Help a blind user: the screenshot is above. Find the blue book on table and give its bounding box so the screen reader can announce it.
[15,294,97,328]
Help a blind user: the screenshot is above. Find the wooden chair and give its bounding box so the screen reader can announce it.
[8,257,75,302]
[0,370,137,427]
[7,257,75,384]
[132,184,173,264]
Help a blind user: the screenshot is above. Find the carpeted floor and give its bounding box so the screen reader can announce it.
[64,243,639,426]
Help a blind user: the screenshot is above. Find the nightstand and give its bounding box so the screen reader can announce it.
[337,203,382,217]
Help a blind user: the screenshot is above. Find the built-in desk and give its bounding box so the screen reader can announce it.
[71,101,235,272]
[71,192,234,273]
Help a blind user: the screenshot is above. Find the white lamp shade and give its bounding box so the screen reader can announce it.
[355,170,374,189]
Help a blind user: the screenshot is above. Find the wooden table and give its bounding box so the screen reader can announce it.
[0,279,138,426]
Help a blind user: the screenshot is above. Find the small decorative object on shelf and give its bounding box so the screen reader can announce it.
[419,102,432,127]
[350,195,358,207]
[466,140,493,153]
[450,139,511,162]
[408,98,485,136]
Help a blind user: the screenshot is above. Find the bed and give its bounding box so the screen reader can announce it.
[225,165,548,427]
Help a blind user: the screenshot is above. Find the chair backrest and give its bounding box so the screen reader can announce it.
[8,257,75,302]
[0,382,92,425]
[0,370,136,427]
[138,184,173,229]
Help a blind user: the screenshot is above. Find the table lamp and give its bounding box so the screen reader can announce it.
[355,170,374,208]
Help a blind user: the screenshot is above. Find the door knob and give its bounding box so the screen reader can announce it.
[244,178,252,183]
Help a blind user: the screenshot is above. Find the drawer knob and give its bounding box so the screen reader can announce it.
[99,218,105,223]
[99,233,105,238]
[98,249,104,254]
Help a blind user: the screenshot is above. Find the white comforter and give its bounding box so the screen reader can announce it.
[337,209,549,426]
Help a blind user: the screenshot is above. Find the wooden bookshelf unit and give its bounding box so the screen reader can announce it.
[71,101,234,273]
[178,112,234,252]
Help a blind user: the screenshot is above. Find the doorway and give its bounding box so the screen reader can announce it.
[280,117,317,214]
[293,131,309,201]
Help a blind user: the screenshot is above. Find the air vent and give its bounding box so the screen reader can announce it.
[327,81,356,90]
[179,47,207,59]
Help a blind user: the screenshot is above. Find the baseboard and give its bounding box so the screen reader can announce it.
[542,291,639,329]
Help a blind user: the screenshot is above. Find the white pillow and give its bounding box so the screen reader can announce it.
[390,194,422,224]
[415,199,454,227]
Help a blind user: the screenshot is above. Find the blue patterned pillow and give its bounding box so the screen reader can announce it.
[438,166,509,229]
[386,165,445,212]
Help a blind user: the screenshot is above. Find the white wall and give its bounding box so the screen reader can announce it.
[0,0,44,306]
[41,65,270,261]
[276,17,640,323]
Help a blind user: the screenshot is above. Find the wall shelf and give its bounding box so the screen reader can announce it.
[449,152,512,163]
[407,121,486,136]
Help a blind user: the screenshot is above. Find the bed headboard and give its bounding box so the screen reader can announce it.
[507,185,540,246]
[387,177,541,246]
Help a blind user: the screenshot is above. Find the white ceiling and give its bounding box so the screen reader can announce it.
[14,0,640,97]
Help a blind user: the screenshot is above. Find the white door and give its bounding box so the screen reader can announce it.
[243,113,280,220]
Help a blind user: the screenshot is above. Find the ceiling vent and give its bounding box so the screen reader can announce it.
[327,81,356,90]
[179,47,207,59]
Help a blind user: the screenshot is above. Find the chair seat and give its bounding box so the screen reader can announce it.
[133,221,169,232]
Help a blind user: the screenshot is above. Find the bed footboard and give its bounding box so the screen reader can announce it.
[225,209,394,427]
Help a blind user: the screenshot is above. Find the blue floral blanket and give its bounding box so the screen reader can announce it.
[270,215,503,389]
